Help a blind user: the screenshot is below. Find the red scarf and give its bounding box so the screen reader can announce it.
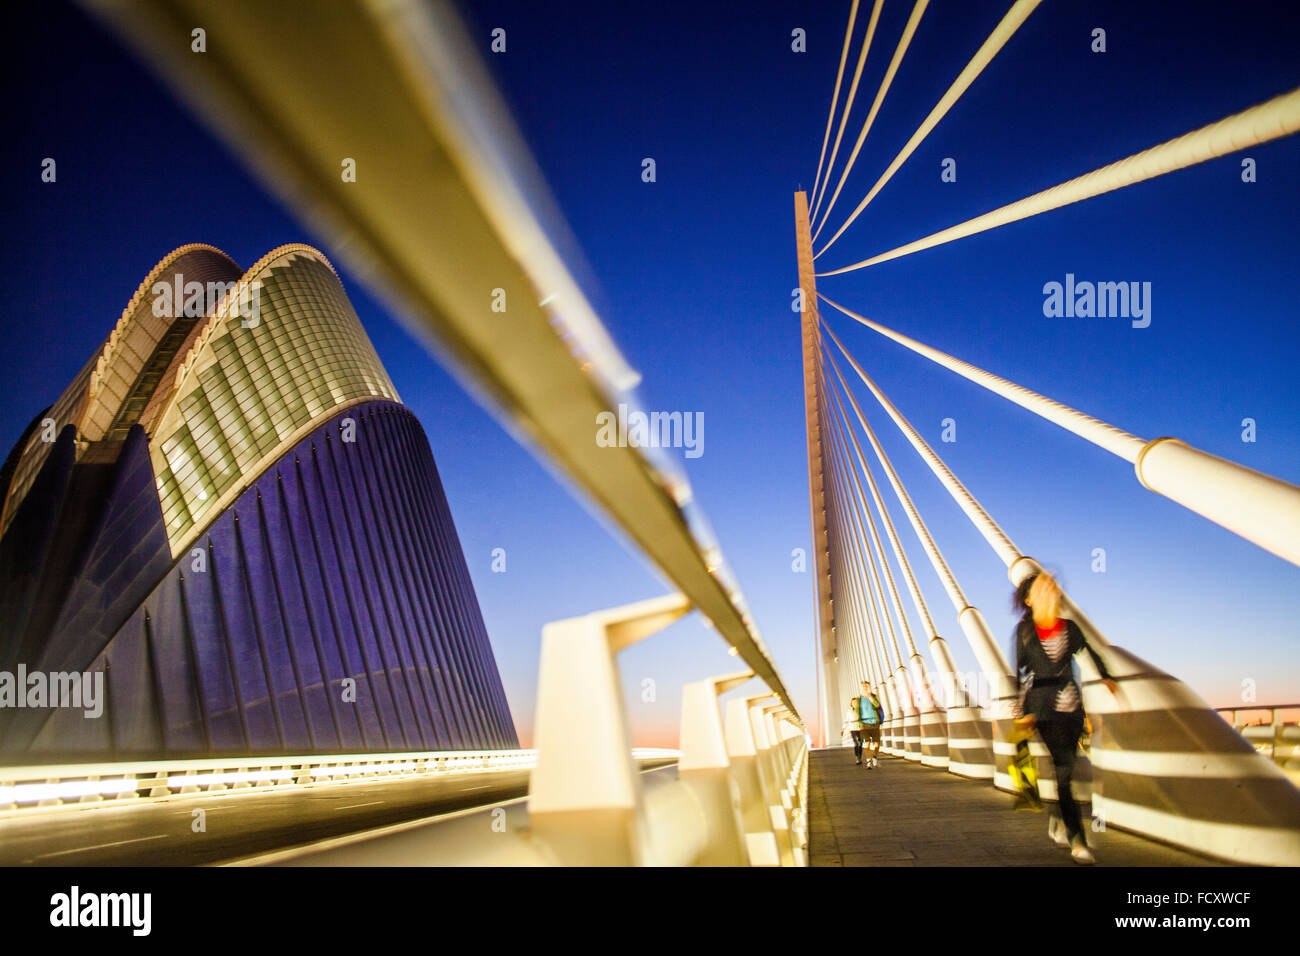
[1034,619,1064,641]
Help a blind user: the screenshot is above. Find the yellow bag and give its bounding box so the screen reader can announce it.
[1007,718,1043,812]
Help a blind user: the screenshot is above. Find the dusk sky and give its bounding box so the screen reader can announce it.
[4,0,1298,746]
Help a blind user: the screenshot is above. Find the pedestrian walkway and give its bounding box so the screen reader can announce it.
[807,749,1216,866]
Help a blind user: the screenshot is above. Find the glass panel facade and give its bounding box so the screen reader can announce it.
[150,250,396,554]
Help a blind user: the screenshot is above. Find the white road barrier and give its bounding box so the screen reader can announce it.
[0,748,677,814]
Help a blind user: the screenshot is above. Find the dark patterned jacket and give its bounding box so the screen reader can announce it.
[1013,613,1113,722]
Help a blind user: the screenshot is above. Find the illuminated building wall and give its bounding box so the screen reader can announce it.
[0,245,517,758]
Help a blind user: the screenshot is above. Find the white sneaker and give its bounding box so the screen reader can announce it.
[1071,840,1096,865]
[1048,816,1070,847]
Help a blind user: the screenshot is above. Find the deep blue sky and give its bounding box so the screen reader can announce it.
[3,1,1298,745]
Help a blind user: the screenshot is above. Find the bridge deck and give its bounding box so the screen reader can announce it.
[807,749,1214,867]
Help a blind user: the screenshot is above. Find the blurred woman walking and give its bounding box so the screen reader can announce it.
[1012,571,1118,864]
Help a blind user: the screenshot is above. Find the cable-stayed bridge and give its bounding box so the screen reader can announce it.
[5,0,1295,867]
[795,0,1299,867]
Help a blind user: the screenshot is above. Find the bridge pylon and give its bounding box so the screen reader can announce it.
[794,191,839,748]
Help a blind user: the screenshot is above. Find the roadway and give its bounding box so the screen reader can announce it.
[0,762,643,867]
[0,767,544,866]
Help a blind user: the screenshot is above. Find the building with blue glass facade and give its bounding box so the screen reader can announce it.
[0,244,518,759]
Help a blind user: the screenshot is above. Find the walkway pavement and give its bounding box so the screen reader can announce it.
[808,749,1215,867]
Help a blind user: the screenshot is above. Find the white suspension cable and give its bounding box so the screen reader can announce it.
[816,0,1043,258]
[822,296,1300,567]
[818,357,876,702]
[827,405,912,670]
[824,390,920,715]
[825,343,968,612]
[825,448,879,700]
[822,426,870,697]
[822,318,1022,566]
[825,413,905,720]
[826,380,941,712]
[813,0,928,240]
[822,397,882,704]
[809,0,861,211]
[826,367,940,639]
[817,318,1052,708]
[824,346,989,708]
[810,0,888,227]
[830,416,916,738]
[818,84,1300,271]
[811,0,904,230]
[826,363,970,711]
[823,297,1144,461]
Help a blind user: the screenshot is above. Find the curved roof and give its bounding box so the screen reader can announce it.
[86,244,242,441]
[142,244,397,556]
[0,244,240,535]
[1,243,398,556]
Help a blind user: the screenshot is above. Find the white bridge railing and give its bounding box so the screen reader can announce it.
[1215,704,1300,771]
[526,593,808,866]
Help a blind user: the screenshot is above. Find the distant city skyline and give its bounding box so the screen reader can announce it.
[3,0,1298,747]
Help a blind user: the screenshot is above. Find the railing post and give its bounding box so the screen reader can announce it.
[678,670,755,866]
[749,697,796,865]
[761,702,794,813]
[768,709,808,865]
[528,593,691,866]
[726,693,781,866]
[772,707,806,831]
